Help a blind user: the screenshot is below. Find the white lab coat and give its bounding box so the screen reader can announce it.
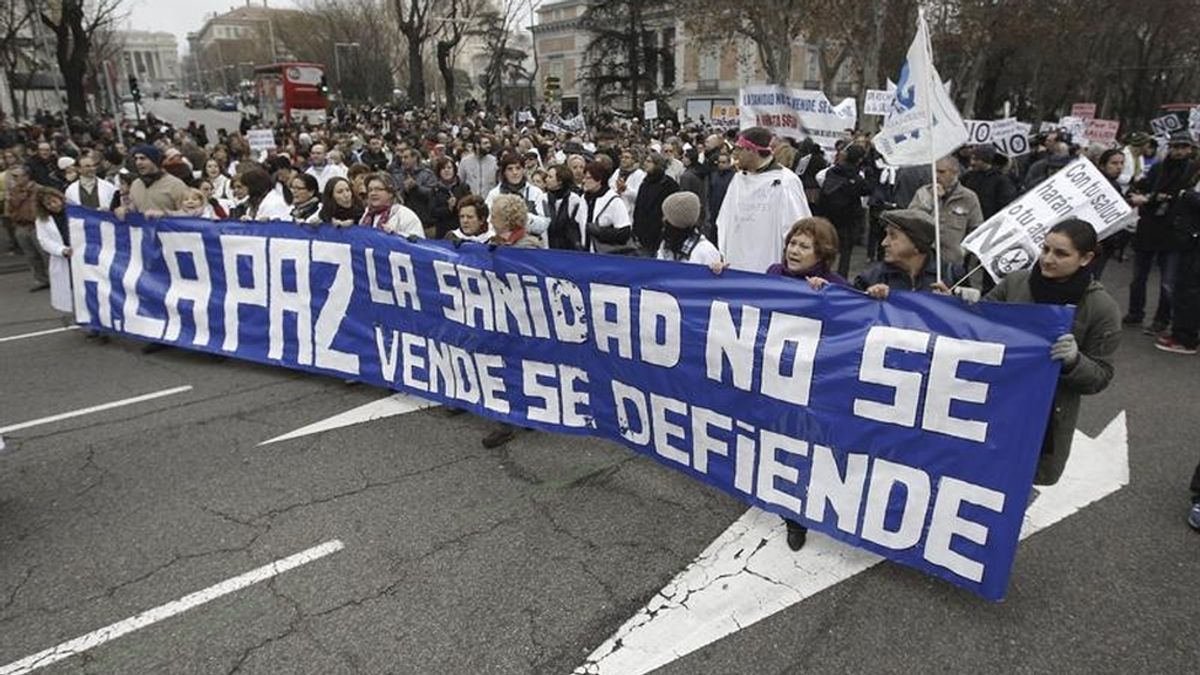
[716,164,812,273]
[250,189,293,222]
[609,168,645,216]
[35,214,73,312]
[65,178,117,210]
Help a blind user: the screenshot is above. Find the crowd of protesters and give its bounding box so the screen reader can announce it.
[2,100,1198,534]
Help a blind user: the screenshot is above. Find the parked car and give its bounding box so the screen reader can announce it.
[215,96,238,112]
[206,93,224,108]
[185,93,207,109]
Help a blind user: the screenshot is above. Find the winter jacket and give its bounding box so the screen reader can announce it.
[961,167,1018,220]
[632,171,678,253]
[430,180,471,238]
[130,171,189,214]
[909,182,984,266]
[985,270,1121,485]
[1131,158,1199,252]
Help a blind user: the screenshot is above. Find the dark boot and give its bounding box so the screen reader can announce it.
[784,518,808,551]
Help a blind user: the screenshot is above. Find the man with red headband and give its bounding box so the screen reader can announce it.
[715,127,812,272]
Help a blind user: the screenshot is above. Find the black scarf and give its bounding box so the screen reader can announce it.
[320,199,362,223]
[1029,264,1091,305]
[662,225,692,253]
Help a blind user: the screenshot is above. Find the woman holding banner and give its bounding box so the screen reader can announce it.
[766,216,849,550]
[360,173,424,238]
[33,186,74,317]
[984,218,1121,486]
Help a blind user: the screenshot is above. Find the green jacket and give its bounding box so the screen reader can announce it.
[985,269,1121,484]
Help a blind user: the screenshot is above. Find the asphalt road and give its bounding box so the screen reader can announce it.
[140,99,245,136]
[1,249,1197,675]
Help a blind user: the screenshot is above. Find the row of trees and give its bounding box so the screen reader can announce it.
[284,0,536,111]
[578,0,1199,128]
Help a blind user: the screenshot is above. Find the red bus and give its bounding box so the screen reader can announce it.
[254,62,328,124]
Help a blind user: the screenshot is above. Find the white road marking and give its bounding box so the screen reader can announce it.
[0,326,79,343]
[0,386,194,434]
[0,539,345,675]
[258,392,438,446]
[575,412,1130,675]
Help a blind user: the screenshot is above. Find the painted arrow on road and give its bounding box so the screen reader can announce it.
[258,392,437,446]
[574,412,1129,675]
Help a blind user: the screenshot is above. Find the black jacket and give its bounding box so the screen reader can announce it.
[962,167,1018,219]
[818,162,869,231]
[430,180,471,238]
[632,171,678,252]
[1132,158,1199,252]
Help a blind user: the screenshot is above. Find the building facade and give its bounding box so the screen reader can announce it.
[532,3,857,121]
[189,2,298,94]
[115,31,180,96]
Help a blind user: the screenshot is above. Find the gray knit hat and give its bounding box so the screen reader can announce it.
[662,192,702,229]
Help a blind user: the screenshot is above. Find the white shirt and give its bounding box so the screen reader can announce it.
[65,177,117,210]
[656,236,721,266]
[251,189,293,222]
[306,162,348,192]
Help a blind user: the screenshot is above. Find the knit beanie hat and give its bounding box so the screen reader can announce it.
[662,192,701,229]
[131,144,162,166]
[881,209,937,256]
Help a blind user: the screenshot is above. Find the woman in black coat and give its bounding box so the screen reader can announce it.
[429,157,472,239]
[631,152,678,256]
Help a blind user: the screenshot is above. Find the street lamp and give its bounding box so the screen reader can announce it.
[333,42,361,102]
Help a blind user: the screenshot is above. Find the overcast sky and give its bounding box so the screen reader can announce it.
[122,0,300,54]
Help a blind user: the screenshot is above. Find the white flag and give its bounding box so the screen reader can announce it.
[872,11,968,166]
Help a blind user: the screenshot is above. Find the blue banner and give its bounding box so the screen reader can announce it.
[66,207,1072,600]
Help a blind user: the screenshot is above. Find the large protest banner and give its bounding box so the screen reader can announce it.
[963,158,1133,281]
[68,207,1072,600]
[738,86,857,152]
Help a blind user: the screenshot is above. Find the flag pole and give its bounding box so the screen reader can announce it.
[918,7,943,286]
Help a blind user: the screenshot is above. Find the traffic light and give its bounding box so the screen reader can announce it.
[319,75,330,97]
[128,76,141,103]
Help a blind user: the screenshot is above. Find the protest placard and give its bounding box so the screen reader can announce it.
[864,89,893,116]
[1150,113,1183,136]
[962,118,1031,156]
[709,104,740,130]
[1191,107,1200,141]
[246,129,276,154]
[1058,116,1087,142]
[738,85,857,152]
[962,158,1133,281]
[643,100,658,120]
[1084,118,1120,146]
[68,206,1072,601]
[1070,102,1096,121]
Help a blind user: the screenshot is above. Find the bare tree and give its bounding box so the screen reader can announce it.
[290,0,399,103]
[680,0,808,86]
[0,0,34,119]
[37,0,127,118]
[476,0,531,109]
[393,0,437,106]
[434,0,486,113]
[577,0,671,112]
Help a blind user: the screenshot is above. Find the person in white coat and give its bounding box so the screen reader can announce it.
[486,153,549,240]
[609,147,645,216]
[64,153,116,210]
[359,173,424,238]
[581,161,634,254]
[716,127,812,272]
[238,167,292,222]
[34,187,74,315]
